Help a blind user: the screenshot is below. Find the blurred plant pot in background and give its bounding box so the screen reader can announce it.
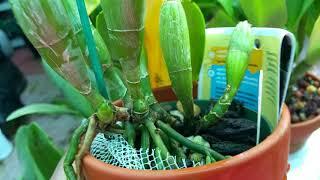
[82,86,291,180]
[290,114,320,153]
[289,73,320,153]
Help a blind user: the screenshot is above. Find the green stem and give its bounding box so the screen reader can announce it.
[75,116,97,179]
[141,125,150,169]
[169,139,186,164]
[144,117,170,159]
[125,121,136,147]
[100,0,148,119]
[85,90,106,110]
[96,101,129,127]
[206,154,216,164]
[64,119,89,180]
[150,103,175,125]
[159,129,172,153]
[141,125,150,150]
[156,120,225,161]
[108,128,125,134]
[140,46,157,106]
[120,60,148,118]
[199,86,236,129]
[140,46,174,123]
[154,147,165,170]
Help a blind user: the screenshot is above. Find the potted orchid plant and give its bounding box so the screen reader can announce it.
[8,0,292,179]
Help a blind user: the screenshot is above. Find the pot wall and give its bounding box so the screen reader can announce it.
[83,104,290,180]
[290,73,320,152]
[290,115,320,152]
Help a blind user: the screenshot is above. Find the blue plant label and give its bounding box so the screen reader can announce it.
[209,65,260,112]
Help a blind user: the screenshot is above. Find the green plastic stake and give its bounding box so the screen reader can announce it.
[76,0,109,99]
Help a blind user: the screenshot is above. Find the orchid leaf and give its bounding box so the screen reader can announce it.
[217,0,234,17]
[7,104,79,122]
[303,1,320,36]
[85,0,100,15]
[43,60,95,117]
[15,123,62,180]
[207,9,237,27]
[306,15,320,65]
[291,15,320,83]
[182,0,206,81]
[240,0,287,27]
[286,0,314,33]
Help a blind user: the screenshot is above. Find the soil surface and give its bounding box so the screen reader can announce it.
[169,101,258,156]
[200,102,257,156]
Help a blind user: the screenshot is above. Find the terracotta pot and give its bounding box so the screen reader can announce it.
[290,73,320,153]
[290,115,320,152]
[152,83,198,102]
[82,86,291,180]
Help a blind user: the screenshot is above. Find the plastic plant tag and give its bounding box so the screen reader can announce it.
[198,28,296,134]
[256,70,263,144]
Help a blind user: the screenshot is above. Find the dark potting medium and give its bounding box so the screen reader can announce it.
[160,100,271,156]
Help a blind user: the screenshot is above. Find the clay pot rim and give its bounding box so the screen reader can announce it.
[291,72,320,129]
[306,72,320,82]
[83,104,290,175]
[291,114,320,129]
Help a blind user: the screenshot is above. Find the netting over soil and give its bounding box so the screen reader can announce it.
[90,133,202,170]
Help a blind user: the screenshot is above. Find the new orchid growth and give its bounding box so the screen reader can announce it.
[200,21,254,129]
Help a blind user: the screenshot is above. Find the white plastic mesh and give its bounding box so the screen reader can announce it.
[90,133,202,170]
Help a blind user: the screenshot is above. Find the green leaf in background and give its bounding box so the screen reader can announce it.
[286,0,314,33]
[232,0,246,20]
[6,104,78,122]
[193,0,218,21]
[217,0,234,17]
[89,5,102,26]
[306,15,320,64]
[43,60,95,118]
[207,9,237,27]
[290,15,320,83]
[296,2,320,52]
[85,0,100,14]
[182,0,206,81]
[240,0,287,27]
[303,1,320,36]
[15,123,63,180]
